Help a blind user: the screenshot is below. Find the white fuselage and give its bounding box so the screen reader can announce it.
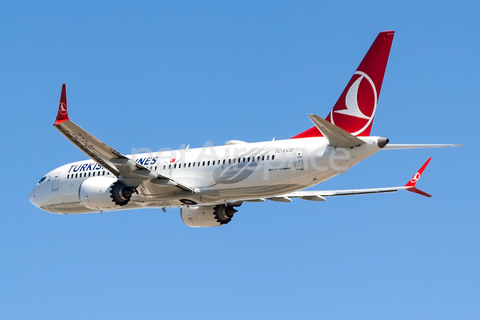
[29,136,384,214]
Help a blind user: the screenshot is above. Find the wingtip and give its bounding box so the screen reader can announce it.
[54,83,69,125]
[379,30,395,39]
[406,187,432,198]
[404,158,432,197]
[405,157,432,187]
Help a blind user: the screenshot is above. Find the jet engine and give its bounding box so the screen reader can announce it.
[180,205,238,227]
[79,177,136,211]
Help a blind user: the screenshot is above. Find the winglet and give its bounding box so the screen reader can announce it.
[404,158,432,197]
[55,84,69,125]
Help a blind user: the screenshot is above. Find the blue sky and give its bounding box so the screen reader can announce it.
[1,1,479,319]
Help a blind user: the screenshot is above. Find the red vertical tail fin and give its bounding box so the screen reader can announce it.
[293,31,394,139]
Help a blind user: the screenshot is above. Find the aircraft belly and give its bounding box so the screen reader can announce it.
[41,202,93,214]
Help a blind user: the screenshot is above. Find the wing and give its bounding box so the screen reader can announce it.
[53,84,195,193]
[239,158,433,203]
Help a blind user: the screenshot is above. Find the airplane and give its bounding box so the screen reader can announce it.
[29,30,460,227]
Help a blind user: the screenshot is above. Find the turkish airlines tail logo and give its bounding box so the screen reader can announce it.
[329,70,378,135]
[291,31,394,139]
[335,72,374,120]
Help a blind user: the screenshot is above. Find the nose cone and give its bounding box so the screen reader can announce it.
[29,187,40,208]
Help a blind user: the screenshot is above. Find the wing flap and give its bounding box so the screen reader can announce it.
[286,187,404,198]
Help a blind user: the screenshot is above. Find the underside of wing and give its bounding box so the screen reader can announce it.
[235,158,434,203]
[53,84,195,193]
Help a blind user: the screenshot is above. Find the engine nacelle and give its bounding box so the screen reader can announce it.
[180,205,238,228]
[79,177,136,211]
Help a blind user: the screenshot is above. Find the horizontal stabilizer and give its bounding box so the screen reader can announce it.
[308,114,366,148]
[384,144,462,149]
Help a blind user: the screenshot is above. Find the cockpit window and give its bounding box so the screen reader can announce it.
[38,176,46,184]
